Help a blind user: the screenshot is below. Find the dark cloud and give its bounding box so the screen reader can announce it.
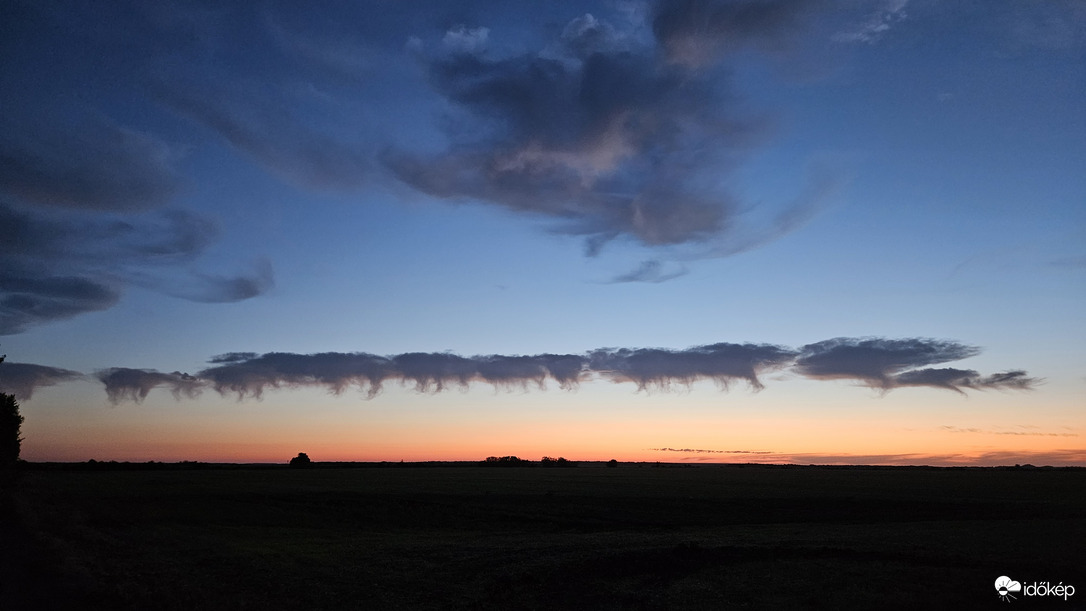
[385,8,779,255]
[197,351,587,400]
[96,368,205,405]
[653,0,823,67]
[795,337,984,390]
[0,274,120,336]
[1,202,272,334]
[590,343,796,391]
[93,337,1034,403]
[0,362,84,400]
[199,352,396,400]
[894,368,1041,394]
[208,352,259,364]
[166,258,275,304]
[0,113,181,212]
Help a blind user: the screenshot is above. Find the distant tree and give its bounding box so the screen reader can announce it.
[1,392,23,470]
[482,455,523,466]
[607,459,618,468]
[289,452,312,468]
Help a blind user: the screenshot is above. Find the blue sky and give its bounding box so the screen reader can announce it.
[1,0,1083,464]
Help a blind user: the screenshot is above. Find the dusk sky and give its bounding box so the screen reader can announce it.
[2,0,1083,465]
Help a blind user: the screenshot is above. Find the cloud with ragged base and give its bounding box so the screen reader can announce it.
[68,337,1038,403]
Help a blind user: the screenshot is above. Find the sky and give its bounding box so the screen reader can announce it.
[1,0,1084,465]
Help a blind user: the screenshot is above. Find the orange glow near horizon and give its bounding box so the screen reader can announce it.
[17,378,1085,466]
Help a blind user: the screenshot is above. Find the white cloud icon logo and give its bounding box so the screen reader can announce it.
[996,576,1022,601]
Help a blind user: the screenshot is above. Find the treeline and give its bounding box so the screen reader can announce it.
[481,456,578,467]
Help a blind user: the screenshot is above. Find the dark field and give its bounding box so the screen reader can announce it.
[3,464,1084,610]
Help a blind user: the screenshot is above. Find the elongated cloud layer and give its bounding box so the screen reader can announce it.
[795,338,1040,393]
[81,337,1036,403]
[0,362,84,400]
[96,368,205,405]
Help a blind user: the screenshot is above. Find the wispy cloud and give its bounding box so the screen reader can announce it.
[832,0,908,44]
[649,447,773,454]
[661,449,1086,467]
[608,259,688,284]
[939,425,1077,437]
[0,203,273,335]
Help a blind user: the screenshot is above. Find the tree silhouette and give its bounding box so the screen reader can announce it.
[2,352,25,482]
[1,351,24,486]
[0,393,21,469]
[289,452,312,468]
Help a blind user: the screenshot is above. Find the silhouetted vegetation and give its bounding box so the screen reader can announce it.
[607,458,618,468]
[482,455,524,466]
[540,456,576,467]
[288,452,312,468]
[1,353,25,483]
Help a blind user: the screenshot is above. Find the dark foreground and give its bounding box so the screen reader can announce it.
[2,464,1084,610]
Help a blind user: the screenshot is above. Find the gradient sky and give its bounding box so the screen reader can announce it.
[2,0,1083,465]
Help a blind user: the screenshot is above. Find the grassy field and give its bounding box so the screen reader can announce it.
[3,463,1084,610]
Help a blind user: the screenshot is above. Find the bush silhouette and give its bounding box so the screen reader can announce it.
[289,452,312,468]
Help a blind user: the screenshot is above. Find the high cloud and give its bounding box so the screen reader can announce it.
[0,362,84,400]
[84,337,1036,403]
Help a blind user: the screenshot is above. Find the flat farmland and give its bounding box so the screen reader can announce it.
[3,464,1084,610]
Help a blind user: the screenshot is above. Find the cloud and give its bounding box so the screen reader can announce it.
[652,0,823,67]
[164,258,276,304]
[608,259,688,283]
[743,449,1086,467]
[197,351,588,400]
[92,337,1033,403]
[895,368,1041,394]
[96,368,205,404]
[0,202,272,334]
[832,0,908,44]
[0,113,181,212]
[0,362,84,400]
[793,337,1012,392]
[385,7,792,256]
[0,274,120,336]
[150,74,371,191]
[939,425,1077,437]
[589,343,796,391]
[650,447,772,454]
[443,25,490,54]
